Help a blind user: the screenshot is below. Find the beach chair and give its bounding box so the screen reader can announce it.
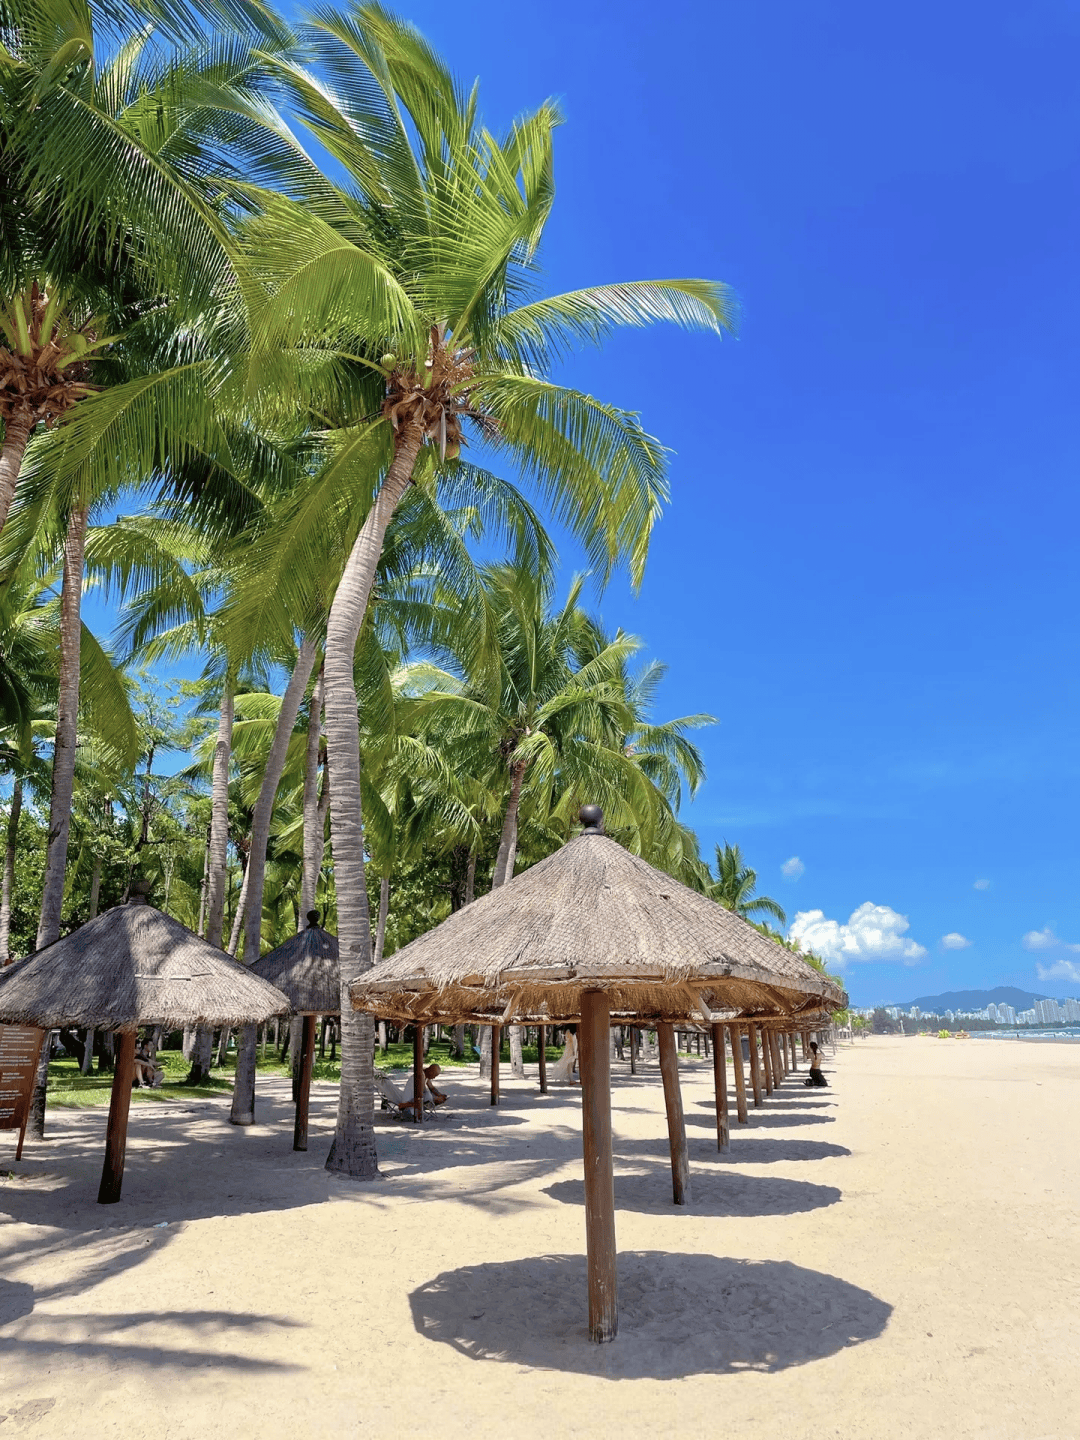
[374,1068,435,1118]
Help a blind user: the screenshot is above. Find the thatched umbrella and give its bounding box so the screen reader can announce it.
[350,807,847,1343]
[0,884,289,1203]
[242,910,339,1150]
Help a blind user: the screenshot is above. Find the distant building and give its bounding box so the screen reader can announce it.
[909,1006,921,1020]
[1035,998,1063,1025]
[1063,998,1080,1023]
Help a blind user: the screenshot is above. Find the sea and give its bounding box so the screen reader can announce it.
[969,1028,1080,1043]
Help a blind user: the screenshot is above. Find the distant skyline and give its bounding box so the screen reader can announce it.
[80,1,1078,1009]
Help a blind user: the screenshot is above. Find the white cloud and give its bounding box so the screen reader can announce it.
[781,856,805,880]
[788,902,928,967]
[1022,928,1057,950]
[973,879,991,890]
[1036,959,1080,984]
[941,932,972,950]
[1022,927,1080,953]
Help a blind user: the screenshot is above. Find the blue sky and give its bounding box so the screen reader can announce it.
[336,0,1078,1005]
[87,0,1079,1004]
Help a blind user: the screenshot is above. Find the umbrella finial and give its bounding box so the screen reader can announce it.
[306,909,320,929]
[579,805,605,835]
[128,878,153,905]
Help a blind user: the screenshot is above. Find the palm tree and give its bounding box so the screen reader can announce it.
[405,564,644,878]
[708,842,786,925]
[0,285,101,531]
[241,9,737,1176]
[0,0,314,534]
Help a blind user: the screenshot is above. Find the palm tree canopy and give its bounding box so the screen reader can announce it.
[708,841,787,926]
[240,2,739,589]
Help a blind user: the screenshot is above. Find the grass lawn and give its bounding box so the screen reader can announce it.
[45,1034,571,1107]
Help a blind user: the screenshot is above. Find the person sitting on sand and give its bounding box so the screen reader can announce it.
[804,1040,829,1087]
[549,1030,579,1083]
[408,1062,448,1111]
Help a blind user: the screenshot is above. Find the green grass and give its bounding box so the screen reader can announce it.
[47,1049,235,1108]
[45,1035,572,1108]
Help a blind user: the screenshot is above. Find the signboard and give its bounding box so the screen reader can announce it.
[0,1024,46,1161]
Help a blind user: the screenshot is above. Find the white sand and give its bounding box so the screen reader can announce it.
[2,1037,1078,1438]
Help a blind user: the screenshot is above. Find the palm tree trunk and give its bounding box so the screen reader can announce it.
[324,425,425,1180]
[1,774,22,964]
[36,504,88,950]
[197,827,210,936]
[454,864,474,1067]
[226,864,249,955]
[231,636,318,1126]
[205,678,234,947]
[0,410,33,535]
[509,1022,524,1078]
[88,853,102,919]
[479,1023,492,1080]
[491,759,527,888]
[492,763,527,1073]
[373,875,390,963]
[188,673,234,1085]
[28,505,87,1139]
[84,846,102,1070]
[369,880,390,1057]
[299,667,325,918]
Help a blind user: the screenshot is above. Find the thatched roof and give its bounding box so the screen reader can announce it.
[0,896,290,1031]
[349,815,848,1026]
[248,911,340,1015]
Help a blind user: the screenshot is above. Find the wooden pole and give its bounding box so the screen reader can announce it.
[774,1031,786,1081]
[490,1024,500,1105]
[413,1024,425,1124]
[789,1032,798,1071]
[578,991,617,1342]
[97,1030,137,1204]
[293,1014,317,1150]
[538,1023,548,1093]
[730,1024,749,1123]
[747,1023,763,1106]
[628,1025,638,1075]
[656,1022,691,1205]
[710,1024,730,1152]
[760,1025,774,1094]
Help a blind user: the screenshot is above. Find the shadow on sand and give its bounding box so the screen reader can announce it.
[0,1299,305,1374]
[542,1167,841,1217]
[409,1251,891,1377]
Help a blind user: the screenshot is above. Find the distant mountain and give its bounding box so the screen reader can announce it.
[885,986,1057,1012]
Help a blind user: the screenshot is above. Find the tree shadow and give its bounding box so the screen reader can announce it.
[409,1251,891,1377]
[542,1168,841,1217]
[0,1279,34,1326]
[0,1307,305,1374]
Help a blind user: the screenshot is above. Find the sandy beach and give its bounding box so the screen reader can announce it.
[2,1037,1077,1439]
